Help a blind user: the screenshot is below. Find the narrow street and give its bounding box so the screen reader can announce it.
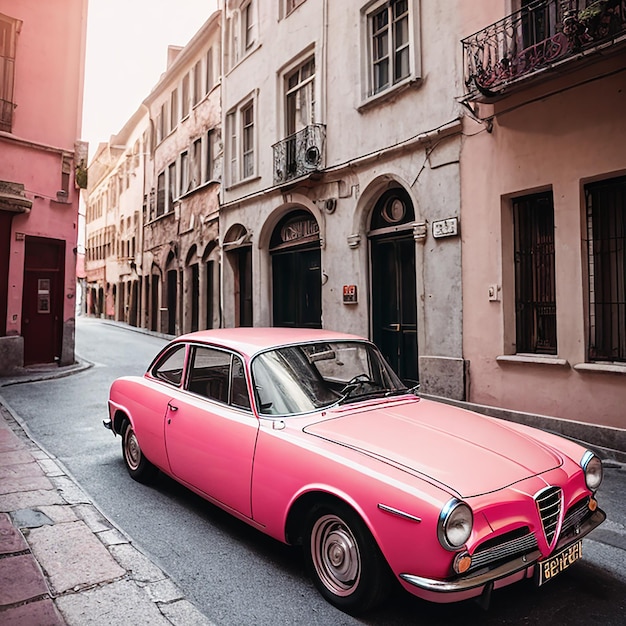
[1,317,624,625]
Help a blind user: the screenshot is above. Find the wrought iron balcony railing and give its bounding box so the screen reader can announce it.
[462,0,626,100]
[273,124,326,185]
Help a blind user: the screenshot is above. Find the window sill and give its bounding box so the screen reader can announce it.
[496,354,569,367]
[357,76,422,113]
[224,174,261,192]
[574,363,626,376]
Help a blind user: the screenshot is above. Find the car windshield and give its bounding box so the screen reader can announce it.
[251,340,408,416]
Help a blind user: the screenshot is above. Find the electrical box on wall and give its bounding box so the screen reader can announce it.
[488,284,501,301]
[343,285,357,304]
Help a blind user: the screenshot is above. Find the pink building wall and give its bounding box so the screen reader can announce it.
[460,4,626,433]
[0,0,88,372]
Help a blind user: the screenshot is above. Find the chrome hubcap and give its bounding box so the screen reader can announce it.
[125,428,141,470]
[311,514,360,596]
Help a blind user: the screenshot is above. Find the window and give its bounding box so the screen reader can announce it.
[170,89,178,131]
[205,129,214,183]
[586,176,626,363]
[156,102,167,143]
[226,1,257,70]
[187,346,251,409]
[242,103,254,179]
[228,112,237,183]
[366,0,412,97]
[191,138,202,189]
[285,58,315,136]
[193,60,202,106]
[168,162,176,207]
[513,192,557,355]
[152,345,187,386]
[227,98,255,185]
[181,73,190,118]
[0,13,20,132]
[156,172,166,216]
[180,151,189,195]
[205,47,214,94]
[243,1,256,50]
[285,0,307,16]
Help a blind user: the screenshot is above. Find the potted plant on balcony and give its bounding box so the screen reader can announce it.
[577,0,621,41]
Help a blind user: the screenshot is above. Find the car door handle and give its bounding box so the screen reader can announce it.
[168,402,178,411]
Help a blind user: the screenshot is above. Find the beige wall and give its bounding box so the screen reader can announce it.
[461,34,626,429]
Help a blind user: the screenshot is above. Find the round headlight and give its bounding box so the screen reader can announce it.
[581,451,603,491]
[438,499,473,551]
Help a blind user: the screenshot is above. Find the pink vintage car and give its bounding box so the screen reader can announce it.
[105,327,605,614]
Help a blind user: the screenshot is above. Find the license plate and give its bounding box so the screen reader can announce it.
[536,540,583,586]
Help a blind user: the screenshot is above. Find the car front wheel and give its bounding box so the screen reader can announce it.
[303,502,391,614]
[121,419,157,483]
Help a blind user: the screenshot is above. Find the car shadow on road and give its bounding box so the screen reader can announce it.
[127,467,626,626]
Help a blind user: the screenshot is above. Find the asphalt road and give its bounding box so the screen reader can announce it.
[1,317,625,625]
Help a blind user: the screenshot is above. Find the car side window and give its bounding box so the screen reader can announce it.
[231,355,251,410]
[188,346,231,403]
[186,345,251,410]
[152,344,187,386]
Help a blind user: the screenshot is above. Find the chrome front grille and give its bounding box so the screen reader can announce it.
[470,530,538,571]
[535,486,562,545]
[466,492,587,575]
[561,497,591,535]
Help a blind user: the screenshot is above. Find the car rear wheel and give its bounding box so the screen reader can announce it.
[121,419,157,483]
[303,502,391,614]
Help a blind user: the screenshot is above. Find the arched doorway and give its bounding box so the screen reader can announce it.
[165,250,178,335]
[369,187,418,385]
[185,246,199,333]
[224,225,253,328]
[270,209,321,328]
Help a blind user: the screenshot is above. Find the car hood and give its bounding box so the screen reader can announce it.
[303,398,563,498]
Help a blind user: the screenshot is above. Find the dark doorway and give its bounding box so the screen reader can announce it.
[130,280,139,327]
[167,269,177,335]
[150,274,159,332]
[234,247,252,327]
[272,247,321,328]
[22,237,65,365]
[271,210,321,329]
[206,260,214,329]
[369,188,418,384]
[190,263,199,332]
[0,211,12,335]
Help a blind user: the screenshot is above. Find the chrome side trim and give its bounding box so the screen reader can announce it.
[400,508,605,594]
[377,503,422,523]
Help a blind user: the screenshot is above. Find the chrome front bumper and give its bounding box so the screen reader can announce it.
[400,507,606,594]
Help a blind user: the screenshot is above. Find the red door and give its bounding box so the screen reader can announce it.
[22,238,64,365]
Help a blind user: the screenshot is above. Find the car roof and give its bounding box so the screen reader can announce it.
[175,327,367,358]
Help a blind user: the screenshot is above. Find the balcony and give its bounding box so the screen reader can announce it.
[273,124,326,186]
[462,0,626,102]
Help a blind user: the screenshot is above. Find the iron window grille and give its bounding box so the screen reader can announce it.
[586,176,626,363]
[513,192,557,355]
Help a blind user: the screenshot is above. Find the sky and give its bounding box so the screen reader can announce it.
[82,0,218,160]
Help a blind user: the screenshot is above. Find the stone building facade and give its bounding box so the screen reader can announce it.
[220,0,467,399]
[82,1,625,451]
[85,11,222,337]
